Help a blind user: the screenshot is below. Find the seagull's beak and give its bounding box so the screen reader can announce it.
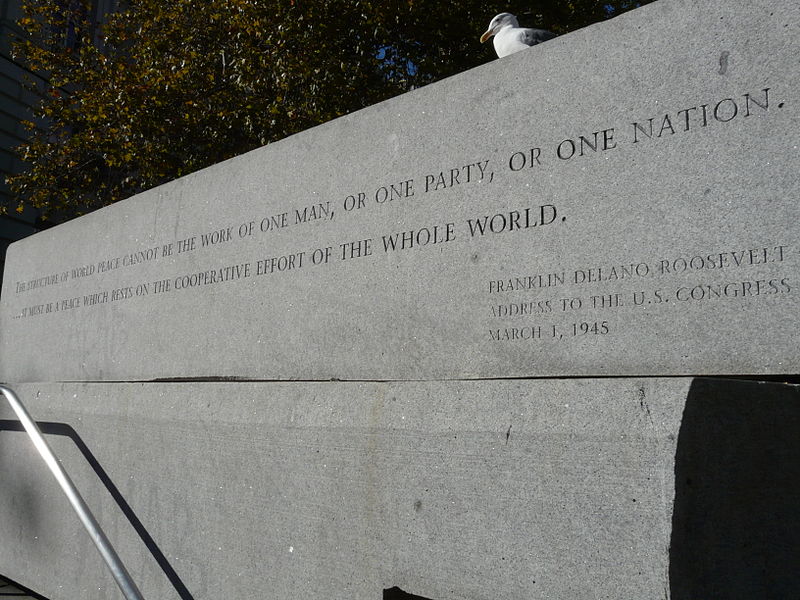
[480,28,494,43]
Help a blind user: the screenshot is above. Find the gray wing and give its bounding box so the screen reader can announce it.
[520,28,557,46]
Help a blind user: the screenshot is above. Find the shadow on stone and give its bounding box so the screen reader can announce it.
[0,419,194,600]
[670,378,800,598]
[0,573,51,599]
[383,586,433,599]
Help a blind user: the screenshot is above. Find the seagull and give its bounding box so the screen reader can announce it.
[480,13,556,58]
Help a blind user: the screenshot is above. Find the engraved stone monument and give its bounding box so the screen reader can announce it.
[1,0,798,598]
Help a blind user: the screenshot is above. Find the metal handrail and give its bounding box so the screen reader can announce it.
[0,384,144,600]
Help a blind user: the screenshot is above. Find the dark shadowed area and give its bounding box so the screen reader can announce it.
[670,378,800,598]
[384,586,433,599]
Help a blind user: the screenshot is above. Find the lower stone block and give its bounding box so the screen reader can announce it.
[0,378,797,599]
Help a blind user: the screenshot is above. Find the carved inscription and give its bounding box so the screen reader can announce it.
[8,86,794,348]
[487,245,792,343]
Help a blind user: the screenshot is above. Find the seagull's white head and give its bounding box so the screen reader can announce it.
[480,13,520,43]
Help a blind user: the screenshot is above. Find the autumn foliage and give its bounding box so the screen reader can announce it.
[8,0,649,222]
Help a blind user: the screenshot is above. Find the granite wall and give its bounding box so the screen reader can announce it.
[1,0,798,598]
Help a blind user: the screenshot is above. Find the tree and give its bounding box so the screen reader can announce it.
[7,0,651,223]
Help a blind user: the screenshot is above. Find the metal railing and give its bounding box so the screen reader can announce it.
[0,384,144,600]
